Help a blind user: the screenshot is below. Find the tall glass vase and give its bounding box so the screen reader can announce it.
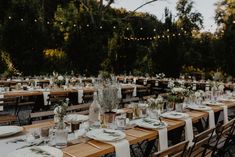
[55,120,68,148]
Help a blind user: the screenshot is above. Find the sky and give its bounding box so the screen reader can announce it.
[111,0,217,32]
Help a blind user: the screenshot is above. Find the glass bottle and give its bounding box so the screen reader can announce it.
[89,92,101,125]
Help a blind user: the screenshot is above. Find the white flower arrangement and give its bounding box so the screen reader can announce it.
[194,90,205,99]
[168,80,175,88]
[147,96,164,109]
[156,73,165,79]
[54,98,69,126]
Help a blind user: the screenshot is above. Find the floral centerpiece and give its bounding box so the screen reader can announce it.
[52,72,65,87]
[166,87,190,103]
[147,96,164,110]
[54,98,69,129]
[97,83,120,124]
[156,73,165,79]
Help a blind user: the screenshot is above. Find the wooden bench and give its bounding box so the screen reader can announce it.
[30,103,90,124]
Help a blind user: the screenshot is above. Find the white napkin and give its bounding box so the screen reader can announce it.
[133,78,137,84]
[222,106,228,124]
[117,86,122,99]
[78,89,83,104]
[207,110,215,129]
[43,92,50,106]
[0,135,28,156]
[155,80,159,86]
[192,83,196,90]
[183,118,194,147]
[158,128,168,151]
[0,94,4,111]
[124,78,127,83]
[91,78,95,84]
[143,79,147,85]
[132,85,137,97]
[107,139,131,157]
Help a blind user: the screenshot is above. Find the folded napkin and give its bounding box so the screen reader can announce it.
[42,92,50,106]
[132,85,137,97]
[206,110,215,129]
[107,139,131,157]
[222,106,228,124]
[183,118,194,147]
[158,128,168,151]
[155,80,159,86]
[143,79,147,85]
[133,78,137,84]
[192,83,197,90]
[91,78,95,84]
[0,94,3,111]
[117,86,122,99]
[124,78,127,83]
[78,89,83,104]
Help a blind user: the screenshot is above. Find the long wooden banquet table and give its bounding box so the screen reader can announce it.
[2,84,147,97]
[5,100,233,157]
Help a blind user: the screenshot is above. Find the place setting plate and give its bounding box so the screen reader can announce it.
[65,114,89,123]
[86,128,126,142]
[203,101,224,106]
[0,126,24,138]
[187,105,212,111]
[161,111,189,120]
[7,146,63,157]
[135,118,167,129]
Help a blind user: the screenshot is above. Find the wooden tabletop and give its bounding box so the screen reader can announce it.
[1,84,147,97]
[17,101,235,157]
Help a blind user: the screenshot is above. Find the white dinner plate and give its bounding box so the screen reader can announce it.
[65,114,89,123]
[86,129,126,142]
[0,126,23,138]
[161,111,189,119]
[7,146,63,157]
[187,105,212,111]
[135,118,167,129]
[219,98,235,102]
[203,101,224,106]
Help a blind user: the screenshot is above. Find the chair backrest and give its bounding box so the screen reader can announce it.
[214,118,235,147]
[30,103,90,124]
[0,96,19,114]
[188,128,215,156]
[153,140,189,157]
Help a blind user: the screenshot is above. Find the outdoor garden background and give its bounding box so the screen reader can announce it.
[0,0,234,78]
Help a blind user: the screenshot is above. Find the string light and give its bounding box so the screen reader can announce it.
[20,18,24,22]
[99,26,103,29]
[140,27,143,30]
[34,19,37,22]
[47,21,50,24]
[86,24,90,27]
[113,26,116,29]
[8,16,12,20]
[73,24,76,27]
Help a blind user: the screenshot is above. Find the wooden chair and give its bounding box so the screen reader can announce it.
[188,128,215,157]
[152,140,189,157]
[0,96,19,125]
[206,118,235,157]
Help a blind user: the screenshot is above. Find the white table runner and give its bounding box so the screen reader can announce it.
[107,139,131,157]
[207,110,215,129]
[42,92,50,106]
[222,105,228,124]
[183,118,194,147]
[158,128,168,151]
[78,89,83,104]
[0,94,4,111]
